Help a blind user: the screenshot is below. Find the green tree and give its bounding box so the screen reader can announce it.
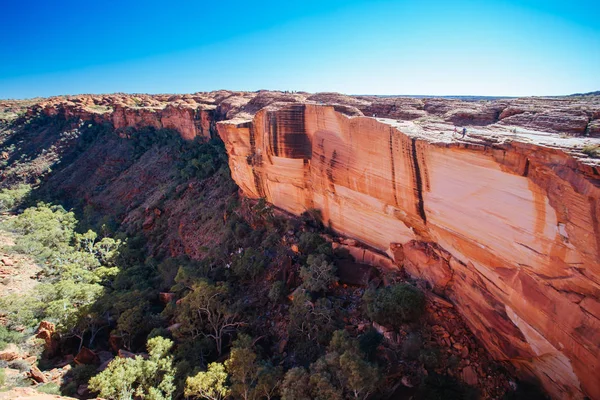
[5,203,76,262]
[232,248,268,281]
[225,334,257,400]
[176,281,240,355]
[253,363,283,400]
[88,336,175,400]
[362,283,425,328]
[268,281,287,303]
[222,334,283,400]
[308,330,380,400]
[300,254,337,292]
[288,290,339,345]
[185,362,230,400]
[280,367,311,400]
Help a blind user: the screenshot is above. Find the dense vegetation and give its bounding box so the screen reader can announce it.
[0,114,529,399]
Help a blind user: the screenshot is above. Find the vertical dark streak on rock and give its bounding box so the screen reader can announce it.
[248,123,265,198]
[589,198,600,260]
[270,111,279,157]
[523,158,530,177]
[411,138,427,224]
[389,128,399,206]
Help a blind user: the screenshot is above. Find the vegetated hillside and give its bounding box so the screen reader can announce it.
[0,102,544,400]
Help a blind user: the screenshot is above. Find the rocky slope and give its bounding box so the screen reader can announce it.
[215,95,600,400]
[2,91,600,399]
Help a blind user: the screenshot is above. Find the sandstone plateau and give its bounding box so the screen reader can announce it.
[4,91,600,399]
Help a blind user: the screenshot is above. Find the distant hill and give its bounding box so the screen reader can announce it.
[568,90,600,97]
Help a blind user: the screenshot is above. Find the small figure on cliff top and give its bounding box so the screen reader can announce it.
[454,126,457,134]
[462,127,466,138]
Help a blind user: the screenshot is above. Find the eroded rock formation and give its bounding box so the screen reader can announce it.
[5,91,600,399]
[217,102,600,400]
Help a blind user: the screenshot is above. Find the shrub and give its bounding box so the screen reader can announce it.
[419,348,441,370]
[185,362,230,400]
[300,254,337,292]
[0,326,23,350]
[280,367,311,400]
[0,184,31,212]
[4,202,76,261]
[582,144,600,158]
[232,248,268,281]
[401,332,422,360]
[88,336,175,400]
[8,359,30,372]
[298,232,333,258]
[268,281,287,303]
[66,364,97,386]
[363,283,425,328]
[36,383,61,395]
[358,328,383,359]
[288,290,340,346]
[307,330,381,400]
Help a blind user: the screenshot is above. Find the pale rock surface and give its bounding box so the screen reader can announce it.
[9,91,600,399]
[217,102,600,400]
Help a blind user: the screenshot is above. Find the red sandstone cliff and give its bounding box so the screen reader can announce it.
[5,91,600,399]
[217,102,600,400]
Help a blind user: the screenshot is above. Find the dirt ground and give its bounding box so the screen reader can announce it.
[0,228,41,299]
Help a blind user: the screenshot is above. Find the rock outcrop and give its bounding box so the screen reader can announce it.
[5,91,600,399]
[217,102,600,400]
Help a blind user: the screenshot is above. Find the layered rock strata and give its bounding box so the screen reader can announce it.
[6,91,600,399]
[217,103,600,400]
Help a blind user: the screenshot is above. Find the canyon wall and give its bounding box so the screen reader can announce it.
[217,104,600,400]
[35,98,215,141]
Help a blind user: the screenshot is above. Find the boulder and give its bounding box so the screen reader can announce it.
[117,349,135,359]
[74,347,99,365]
[0,343,20,361]
[28,366,47,383]
[159,292,175,304]
[461,366,478,386]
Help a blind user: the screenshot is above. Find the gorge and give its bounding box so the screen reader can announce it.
[1,91,599,399]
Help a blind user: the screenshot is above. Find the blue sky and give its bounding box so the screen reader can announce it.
[1,0,599,98]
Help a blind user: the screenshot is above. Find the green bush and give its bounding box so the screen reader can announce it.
[288,290,340,346]
[281,367,311,400]
[268,281,287,303]
[232,248,268,281]
[65,364,97,386]
[36,383,61,395]
[363,283,425,328]
[4,202,76,261]
[298,232,333,259]
[300,254,337,292]
[8,359,30,372]
[185,362,229,400]
[0,184,31,212]
[306,330,381,400]
[0,326,23,350]
[89,336,175,400]
[582,144,600,157]
[358,328,383,358]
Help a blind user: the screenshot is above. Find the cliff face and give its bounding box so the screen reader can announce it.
[4,91,600,399]
[217,103,600,400]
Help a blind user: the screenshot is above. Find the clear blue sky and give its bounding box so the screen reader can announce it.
[1,0,599,98]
